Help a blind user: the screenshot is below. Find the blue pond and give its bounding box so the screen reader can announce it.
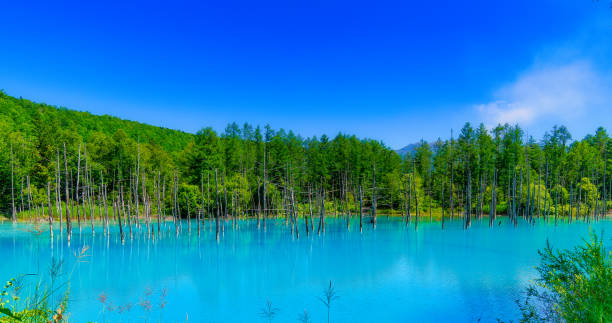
[1,217,610,322]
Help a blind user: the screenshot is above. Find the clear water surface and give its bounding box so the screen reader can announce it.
[0,217,609,322]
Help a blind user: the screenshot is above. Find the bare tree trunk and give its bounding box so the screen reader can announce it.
[489,170,495,227]
[199,173,204,234]
[118,187,125,243]
[263,145,267,231]
[306,187,313,236]
[555,171,559,225]
[291,189,299,239]
[63,143,72,241]
[26,176,32,222]
[20,177,23,215]
[429,169,432,221]
[135,140,140,233]
[257,177,261,229]
[407,175,412,224]
[359,185,363,233]
[215,168,220,241]
[175,171,181,235]
[56,148,63,233]
[10,144,16,222]
[479,174,484,220]
[143,172,149,233]
[103,180,109,235]
[75,144,81,230]
[187,190,191,234]
[207,172,210,229]
[318,188,325,234]
[223,170,228,230]
[544,159,549,221]
[47,182,53,239]
[577,170,583,221]
[537,164,542,219]
[518,167,523,220]
[156,172,162,235]
[450,130,454,219]
[371,165,377,229]
[442,177,445,229]
[85,145,95,236]
[413,161,419,231]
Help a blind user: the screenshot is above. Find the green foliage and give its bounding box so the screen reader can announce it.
[578,177,599,208]
[0,92,610,219]
[518,233,612,322]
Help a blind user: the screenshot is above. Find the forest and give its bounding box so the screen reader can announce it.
[0,91,610,236]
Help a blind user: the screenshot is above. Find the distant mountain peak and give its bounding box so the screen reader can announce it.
[395,143,419,156]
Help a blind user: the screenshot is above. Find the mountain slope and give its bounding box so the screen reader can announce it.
[0,91,193,152]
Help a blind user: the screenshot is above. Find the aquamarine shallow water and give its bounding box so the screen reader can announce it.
[0,217,610,322]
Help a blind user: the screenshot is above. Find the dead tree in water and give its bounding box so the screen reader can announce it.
[404,176,410,224]
[604,158,607,219]
[103,178,109,235]
[207,173,210,229]
[85,145,95,235]
[291,189,299,239]
[358,185,363,233]
[26,176,32,222]
[413,161,419,231]
[441,178,445,229]
[489,169,496,227]
[56,148,63,233]
[465,168,471,229]
[555,171,559,225]
[143,172,149,232]
[20,177,23,215]
[135,140,140,233]
[576,173,581,221]
[175,172,182,234]
[309,188,315,233]
[543,159,549,221]
[186,191,191,233]
[97,181,103,225]
[126,174,133,239]
[407,175,412,225]
[537,163,542,219]
[428,168,433,221]
[162,175,167,226]
[47,182,53,239]
[449,129,454,219]
[63,143,72,240]
[306,187,313,236]
[118,186,125,243]
[478,173,484,220]
[74,144,82,230]
[371,165,377,229]
[156,172,162,234]
[263,145,267,231]
[10,144,16,222]
[517,167,523,221]
[317,187,325,234]
[257,177,262,229]
[344,172,350,230]
[223,170,228,227]
[215,168,220,241]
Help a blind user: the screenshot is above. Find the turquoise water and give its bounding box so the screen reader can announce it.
[0,217,609,322]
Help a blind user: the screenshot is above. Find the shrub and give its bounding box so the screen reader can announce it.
[518,233,611,322]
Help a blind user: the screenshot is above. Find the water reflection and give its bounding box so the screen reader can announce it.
[0,218,609,322]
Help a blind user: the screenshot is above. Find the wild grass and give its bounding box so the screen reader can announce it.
[0,245,89,322]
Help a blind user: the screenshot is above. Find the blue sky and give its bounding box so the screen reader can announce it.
[1,0,611,149]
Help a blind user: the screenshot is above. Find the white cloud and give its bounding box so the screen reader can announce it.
[476,61,606,127]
